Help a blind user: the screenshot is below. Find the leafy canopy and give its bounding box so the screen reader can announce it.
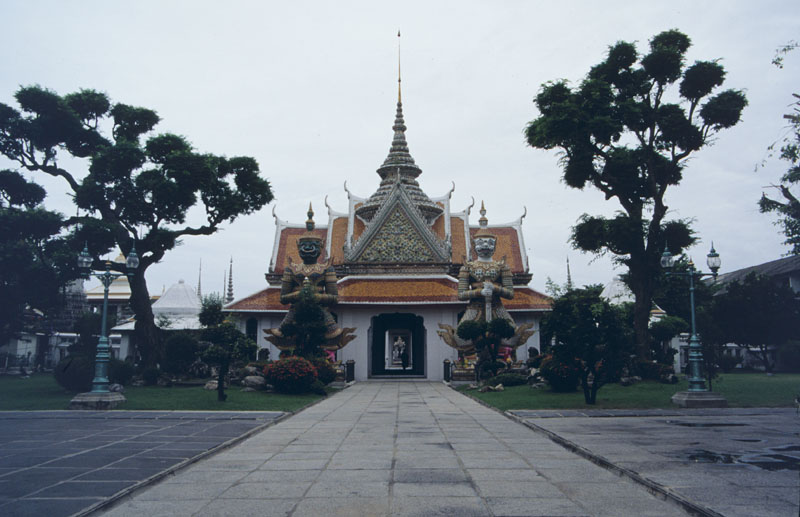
[0,85,273,364]
[525,29,746,354]
[0,169,79,341]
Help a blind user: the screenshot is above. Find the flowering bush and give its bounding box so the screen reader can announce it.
[311,358,338,385]
[263,357,318,393]
[539,354,581,392]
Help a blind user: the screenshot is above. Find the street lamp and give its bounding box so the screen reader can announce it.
[70,243,138,409]
[661,243,727,407]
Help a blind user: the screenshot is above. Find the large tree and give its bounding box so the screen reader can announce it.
[0,169,78,344]
[0,86,273,365]
[759,92,800,253]
[526,30,747,357]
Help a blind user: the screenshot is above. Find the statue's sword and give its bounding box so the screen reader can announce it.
[484,281,492,323]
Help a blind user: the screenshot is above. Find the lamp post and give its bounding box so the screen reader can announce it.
[69,243,138,409]
[660,243,727,407]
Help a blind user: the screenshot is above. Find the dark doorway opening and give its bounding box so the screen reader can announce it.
[370,313,425,377]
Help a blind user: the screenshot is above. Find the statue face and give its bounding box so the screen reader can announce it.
[474,237,496,259]
[298,240,321,264]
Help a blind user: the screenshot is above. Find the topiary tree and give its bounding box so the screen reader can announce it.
[526,30,747,358]
[199,294,257,401]
[541,285,634,403]
[457,318,515,382]
[278,283,328,360]
[163,332,199,375]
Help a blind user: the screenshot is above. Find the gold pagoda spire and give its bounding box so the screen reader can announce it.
[398,30,402,104]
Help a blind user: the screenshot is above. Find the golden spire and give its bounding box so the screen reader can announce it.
[397,30,402,104]
[306,202,315,231]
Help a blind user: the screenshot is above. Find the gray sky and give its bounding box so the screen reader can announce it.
[1,0,798,300]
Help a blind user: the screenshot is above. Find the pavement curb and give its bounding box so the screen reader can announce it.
[453,387,724,517]
[75,393,335,517]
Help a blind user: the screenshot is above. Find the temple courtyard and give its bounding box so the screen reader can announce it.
[1,382,797,517]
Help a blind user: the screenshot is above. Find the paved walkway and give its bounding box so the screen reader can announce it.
[513,408,800,517]
[0,411,283,517]
[98,383,688,517]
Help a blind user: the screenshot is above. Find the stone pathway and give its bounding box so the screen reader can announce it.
[512,408,800,517]
[0,411,283,517]
[98,383,688,517]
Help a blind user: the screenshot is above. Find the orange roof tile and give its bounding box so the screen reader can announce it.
[226,288,284,311]
[338,277,459,303]
[506,287,552,311]
[353,217,365,242]
[431,214,445,240]
[450,216,467,264]
[272,227,327,273]
[469,226,525,274]
[329,216,347,264]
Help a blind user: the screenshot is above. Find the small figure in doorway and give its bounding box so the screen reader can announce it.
[400,342,409,370]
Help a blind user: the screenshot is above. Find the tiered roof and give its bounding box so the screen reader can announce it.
[229,83,546,314]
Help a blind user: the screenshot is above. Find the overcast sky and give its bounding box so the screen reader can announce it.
[1,1,798,300]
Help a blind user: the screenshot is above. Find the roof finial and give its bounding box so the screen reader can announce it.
[397,30,402,104]
[306,203,315,231]
[197,258,202,299]
[226,257,234,304]
[566,256,573,291]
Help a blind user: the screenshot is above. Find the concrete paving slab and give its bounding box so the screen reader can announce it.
[97,383,691,517]
[0,410,282,517]
[513,408,800,517]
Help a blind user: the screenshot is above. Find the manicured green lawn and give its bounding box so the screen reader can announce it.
[0,373,326,412]
[459,373,800,411]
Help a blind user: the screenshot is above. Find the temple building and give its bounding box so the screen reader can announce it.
[225,83,551,381]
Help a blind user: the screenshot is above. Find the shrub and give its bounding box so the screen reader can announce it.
[163,333,199,374]
[717,354,741,373]
[263,357,318,394]
[141,367,161,386]
[539,354,581,392]
[485,373,527,387]
[309,379,327,396]
[636,360,674,380]
[776,343,800,372]
[311,358,337,385]
[109,358,135,385]
[457,319,484,341]
[54,355,93,392]
[527,354,545,369]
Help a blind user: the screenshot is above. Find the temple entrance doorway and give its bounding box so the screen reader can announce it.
[369,313,425,377]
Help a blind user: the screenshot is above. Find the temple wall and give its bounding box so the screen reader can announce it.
[242,307,546,381]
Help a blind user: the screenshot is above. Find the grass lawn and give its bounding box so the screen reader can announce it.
[459,373,800,411]
[0,373,327,412]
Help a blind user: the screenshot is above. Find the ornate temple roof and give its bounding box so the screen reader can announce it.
[226,276,550,311]
[354,85,442,224]
[238,72,544,315]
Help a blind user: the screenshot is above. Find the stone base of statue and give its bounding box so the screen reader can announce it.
[436,322,535,355]
[671,391,728,408]
[68,391,126,410]
[264,327,357,353]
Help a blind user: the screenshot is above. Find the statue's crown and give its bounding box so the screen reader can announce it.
[298,203,322,243]
[474,201,496,240]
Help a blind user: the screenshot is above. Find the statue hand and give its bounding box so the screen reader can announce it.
[481,281,493,297]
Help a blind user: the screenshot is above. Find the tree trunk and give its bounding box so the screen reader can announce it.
[217,360,228,402]
[629,262,655,361]
[128,271,161,368]
[581,370,592,404]
[758,345,773,373]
